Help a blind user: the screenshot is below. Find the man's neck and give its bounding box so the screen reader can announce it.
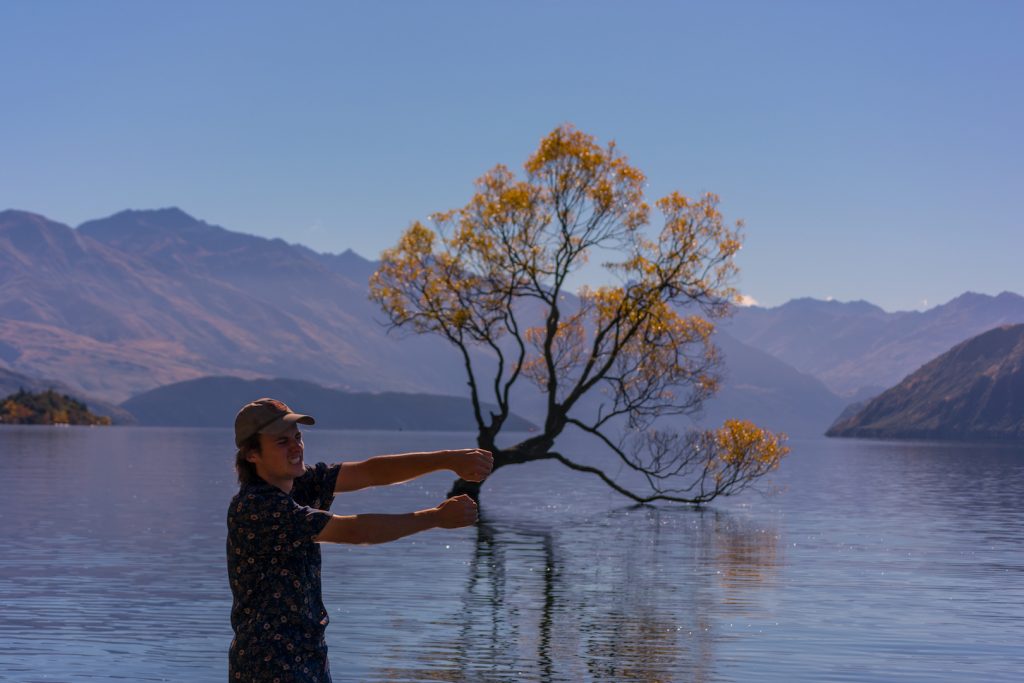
[256,472,294,494]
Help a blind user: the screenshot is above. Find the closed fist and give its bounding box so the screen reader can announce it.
[449,448,493,482]
[434,494,478,529]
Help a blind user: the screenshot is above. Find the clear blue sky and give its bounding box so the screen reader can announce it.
[1,1,1020,311]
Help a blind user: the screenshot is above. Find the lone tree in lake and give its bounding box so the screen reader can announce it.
[370,124,787,504]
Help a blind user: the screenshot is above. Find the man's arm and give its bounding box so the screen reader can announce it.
[334,448,492,493]
[313,494,478,545]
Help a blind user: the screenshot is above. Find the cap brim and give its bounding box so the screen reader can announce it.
[258,413,316,436]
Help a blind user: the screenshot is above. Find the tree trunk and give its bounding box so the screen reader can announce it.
[447,477,482,501]
[446,438,558,500]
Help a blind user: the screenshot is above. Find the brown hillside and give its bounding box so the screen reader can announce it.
[827,324,1024,441]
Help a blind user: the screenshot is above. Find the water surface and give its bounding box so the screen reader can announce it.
[0,427,1021,682]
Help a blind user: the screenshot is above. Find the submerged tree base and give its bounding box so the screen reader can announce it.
[447,478,482,501]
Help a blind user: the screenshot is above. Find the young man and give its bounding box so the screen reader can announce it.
[227,397,492,682]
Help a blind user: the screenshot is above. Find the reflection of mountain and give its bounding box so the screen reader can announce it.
[371,508,780,682]
[724,293,1024,397]
[121,376,535,431]
[828,324,1024,441]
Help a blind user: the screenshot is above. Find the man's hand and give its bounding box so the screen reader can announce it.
[434,494,479,528]
[448,448,493,482]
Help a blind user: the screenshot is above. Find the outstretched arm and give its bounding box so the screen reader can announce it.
[314,494,478,545]
[334,448,492,493]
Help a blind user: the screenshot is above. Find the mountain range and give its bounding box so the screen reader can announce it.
[724,292,1024,398]
[3,206,1021,438]
[0,208,474,403]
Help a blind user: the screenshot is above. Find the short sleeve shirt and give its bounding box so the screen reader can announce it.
[227,462,341,676]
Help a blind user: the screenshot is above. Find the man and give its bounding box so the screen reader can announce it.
[227,397,492,682]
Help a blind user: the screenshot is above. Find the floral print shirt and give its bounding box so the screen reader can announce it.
[227,462,341,681]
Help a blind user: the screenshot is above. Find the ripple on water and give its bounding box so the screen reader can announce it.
[0,428,1022,682]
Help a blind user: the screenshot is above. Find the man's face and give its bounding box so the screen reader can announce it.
[248,424,305,489]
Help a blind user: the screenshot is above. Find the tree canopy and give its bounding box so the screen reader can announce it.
[370,124,787,504]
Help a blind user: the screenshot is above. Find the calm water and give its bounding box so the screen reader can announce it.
[0,426,1021,682]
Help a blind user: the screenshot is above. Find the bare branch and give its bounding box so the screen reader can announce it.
[370,124,787,505]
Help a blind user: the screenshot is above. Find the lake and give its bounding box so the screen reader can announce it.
[0,426,1021,682]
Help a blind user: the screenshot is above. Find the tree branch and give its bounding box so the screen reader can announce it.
[548,453,712,505]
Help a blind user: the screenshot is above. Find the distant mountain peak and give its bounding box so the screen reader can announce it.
[1,208,53,222]
[332,247,374,263]
[775,297,887,315]
[79,207,211,235]
[948,290,999,303]
[940,290,1024,313]
[0,210,77,238]
[0,209,84,258]
[312,246,379,282]
[114,206,198,223]
[948,291,988,303]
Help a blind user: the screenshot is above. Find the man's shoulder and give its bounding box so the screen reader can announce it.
[228,482,290,517]
[296,462,334,481]
[292,462,340,509]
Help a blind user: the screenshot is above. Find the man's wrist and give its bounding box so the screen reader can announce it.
[437,449,456,472]
[415,506,441,529]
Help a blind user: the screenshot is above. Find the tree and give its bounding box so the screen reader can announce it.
[370,124,787,504]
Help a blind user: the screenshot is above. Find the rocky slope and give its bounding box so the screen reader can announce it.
[827,324,1024,441]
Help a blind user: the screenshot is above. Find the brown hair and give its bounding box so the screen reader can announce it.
[235,433,262,485]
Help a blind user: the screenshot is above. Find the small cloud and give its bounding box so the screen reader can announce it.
[921,298,929,309]
[306,219,324,234]
[825,296,834,302]
[736,294,758,307]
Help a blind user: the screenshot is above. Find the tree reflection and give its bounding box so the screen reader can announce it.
[372,506,780,682]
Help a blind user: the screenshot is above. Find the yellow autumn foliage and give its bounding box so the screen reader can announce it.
[715,419,789,471]
[369,124,788,504]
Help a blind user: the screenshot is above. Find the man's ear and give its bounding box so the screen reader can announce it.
[245,447,261,464]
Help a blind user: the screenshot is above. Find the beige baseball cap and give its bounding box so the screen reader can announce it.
[234,397,315,447]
